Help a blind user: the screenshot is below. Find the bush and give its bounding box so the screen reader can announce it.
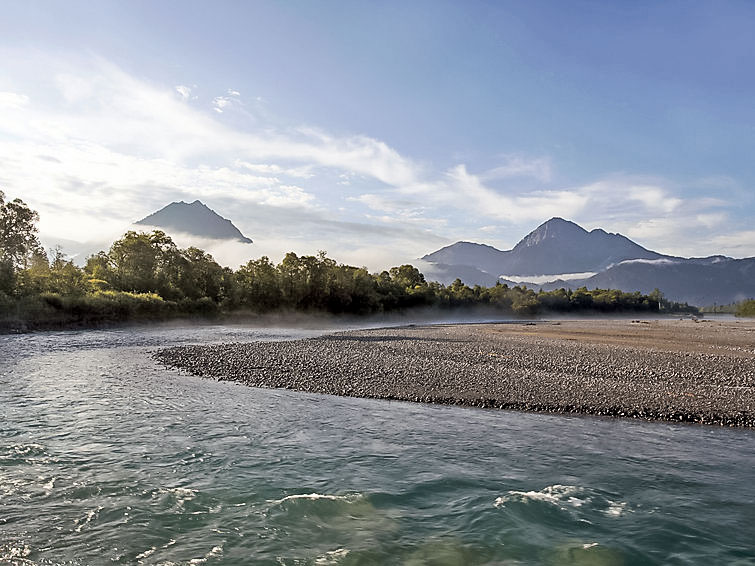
[736,300,755,318]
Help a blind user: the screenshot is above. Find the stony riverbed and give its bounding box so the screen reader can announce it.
[155,319,755,427]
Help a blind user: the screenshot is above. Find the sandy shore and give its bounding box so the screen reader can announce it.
[155,319,755,427]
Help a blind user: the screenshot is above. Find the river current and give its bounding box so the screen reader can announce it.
[1,323,754,565]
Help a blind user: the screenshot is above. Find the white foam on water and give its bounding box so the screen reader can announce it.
[164,486,198,499]
[315,548,350,565]
[271,492,364,505]
[155,486,198,509]
[494,485,587,510]
[9,443,45,454]
[582,542,599,549]
[188,544,224,565]
[74,505,103,532]
[42,477,55,491]
[0,542,32,561]
[604,500,630,517]
[135,546,157,560]
[0,476,29,497]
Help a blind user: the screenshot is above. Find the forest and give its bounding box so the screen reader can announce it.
[1,190,700,330]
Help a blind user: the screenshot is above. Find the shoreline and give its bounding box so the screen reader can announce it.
[2,304,729,336]
[155,319,755,427]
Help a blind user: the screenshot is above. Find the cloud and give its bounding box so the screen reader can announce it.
[439,164,588,222]
[618,258,681,266]
[710,230,755,257]
[212,96,231,112]
[1,52,752,268]
[0,91,29,109]
[235,160,315,178]
[480,155,552,183]
[175,85,192,100]
[627,185,682,214]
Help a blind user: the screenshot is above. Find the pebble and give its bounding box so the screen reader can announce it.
[154,321,755,427]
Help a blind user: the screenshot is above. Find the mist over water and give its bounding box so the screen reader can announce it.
[2,324,755,565]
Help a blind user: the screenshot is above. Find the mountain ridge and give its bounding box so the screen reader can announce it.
[420,217,751,306]
[423,217,670,277]
[136,200,253,244]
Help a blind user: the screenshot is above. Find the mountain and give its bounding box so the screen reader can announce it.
[136,200,252,243]
[540,257,755,306]
[422,218,669,279]
[420,242,508,277]
[505,218,670,275]
[420,218,752,305]
[415,260,507,287]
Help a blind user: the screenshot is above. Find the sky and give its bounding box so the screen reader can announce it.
[1,0,754,269]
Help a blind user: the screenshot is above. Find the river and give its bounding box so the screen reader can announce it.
[2,323,755,565]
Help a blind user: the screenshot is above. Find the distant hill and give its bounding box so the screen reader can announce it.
[422,218,669,278]
[420,218,752,306]
[136,200,252,243]
[539,257,755,306]
[416,260,508,287]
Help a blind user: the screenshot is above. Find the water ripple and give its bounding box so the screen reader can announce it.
[2,325,755,564]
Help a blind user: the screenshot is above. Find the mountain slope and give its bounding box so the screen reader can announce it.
[545,257,755,306]
[422,217,669,278]
[136,200,253,243]
[505,218,669,275]
[421,242,507,276]
[419,218,752,305]
[415,260,508,287]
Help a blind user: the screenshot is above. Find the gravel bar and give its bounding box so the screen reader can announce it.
[155,319,755,427]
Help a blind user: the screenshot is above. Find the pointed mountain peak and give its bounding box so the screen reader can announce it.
[516,217,587,249]
[135,200,253,243]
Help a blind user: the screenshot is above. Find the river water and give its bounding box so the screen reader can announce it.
[2,323,755,565]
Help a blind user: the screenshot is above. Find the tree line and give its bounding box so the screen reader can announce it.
[1,190,697,329]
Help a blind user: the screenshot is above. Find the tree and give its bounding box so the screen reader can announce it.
[48,247,89,296]
[236,256,282,311]
[389,264,426,289]
[103,230,182,297]
[736,299,755,318]
[0,190,43,293]
[648,288,664,311]
[177,247,224,301]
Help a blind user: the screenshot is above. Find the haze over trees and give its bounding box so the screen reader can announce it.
[0,191,698,330]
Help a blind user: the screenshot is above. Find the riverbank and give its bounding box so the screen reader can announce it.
[155,319,755,427]
[0,306,517,334]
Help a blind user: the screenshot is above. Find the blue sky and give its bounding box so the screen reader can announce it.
[1,0,754,268]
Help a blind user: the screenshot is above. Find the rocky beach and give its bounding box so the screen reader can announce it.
[155,319,755,427]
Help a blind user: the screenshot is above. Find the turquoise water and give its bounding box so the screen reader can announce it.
[2,324,755,565]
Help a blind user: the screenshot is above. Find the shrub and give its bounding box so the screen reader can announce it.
[736,300,755,318]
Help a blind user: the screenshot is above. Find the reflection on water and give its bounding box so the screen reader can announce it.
[2,324,755,565]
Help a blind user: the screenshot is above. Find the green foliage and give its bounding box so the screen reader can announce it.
[700,303,738,314]
[735,300,755,317]
[0,190,44,294]
[389,264,426,289]
[0,201,700,329]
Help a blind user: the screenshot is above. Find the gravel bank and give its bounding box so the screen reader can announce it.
[155,319,755,427]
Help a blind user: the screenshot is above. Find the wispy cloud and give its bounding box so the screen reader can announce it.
[710,231,755,257]
[0,53,751,268]
[0,91,30,109]
[212,96,231,113]
[175,85,192,100]
[480,155,552,183]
